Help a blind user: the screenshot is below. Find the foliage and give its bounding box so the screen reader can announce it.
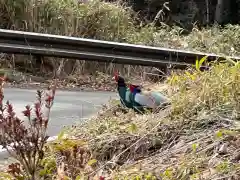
[0,77,56,180]
[0,0,140,76]
[126,23,240,57]
[42,138,95,179]
[2,0,240,79]
[39,155,56,179]
[168,60,240,118]
[182,24,240,56]
[0,0,240,179]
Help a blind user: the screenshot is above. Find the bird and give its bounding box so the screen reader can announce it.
[113,71,169,113]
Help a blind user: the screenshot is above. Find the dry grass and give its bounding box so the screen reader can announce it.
[0,0,134,39]
[43,60,239,179]
[1,0,240,80]
[0,1,239,179]
[126,24,240,57]
[0,60,239,179]
[0,0,141,77]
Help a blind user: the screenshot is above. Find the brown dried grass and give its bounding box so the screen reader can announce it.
[54,60,240,179]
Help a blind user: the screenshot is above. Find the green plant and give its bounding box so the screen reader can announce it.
[195,55,208,72]
[48,138,93,179]
[191,143,199,153]
[168,60,240,118]
[0,172,13,180]
[39,156,56,178]
[160,168,174,180]
[60,60,240,179]
[215,161,233,174]
[0,0,140,76]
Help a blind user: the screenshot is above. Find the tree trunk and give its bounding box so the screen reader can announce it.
[214,0,232,24]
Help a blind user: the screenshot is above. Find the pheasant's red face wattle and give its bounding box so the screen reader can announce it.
[113,71,119,82]
[129,84,134,92]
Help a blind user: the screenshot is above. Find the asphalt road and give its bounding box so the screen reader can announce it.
[3,87,117,136]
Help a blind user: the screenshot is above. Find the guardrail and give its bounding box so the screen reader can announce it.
[0,28,239,68]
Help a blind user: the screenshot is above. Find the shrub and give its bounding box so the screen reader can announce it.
[168,59,240,118]
[0,77,56,180]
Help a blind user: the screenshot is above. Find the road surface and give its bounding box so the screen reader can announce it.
[0,87,117,160]
[3,87,117,136]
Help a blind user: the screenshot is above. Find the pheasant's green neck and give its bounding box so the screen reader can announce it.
[117,85,145,112]
[118,86,127,100]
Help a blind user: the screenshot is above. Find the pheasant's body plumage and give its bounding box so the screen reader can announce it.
[135,91,168,108]
[113,72,169,113]
[129,84,168,112]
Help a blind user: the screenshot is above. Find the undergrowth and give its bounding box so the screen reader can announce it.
[0,0,239,179]
[1,0,240,79]
[0,59,239,179]
[2,0,240,57]
[23,59,238,179]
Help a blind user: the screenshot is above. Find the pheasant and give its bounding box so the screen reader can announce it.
[113,71,169,113]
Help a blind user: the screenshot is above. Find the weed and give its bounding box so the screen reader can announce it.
[0,77,56,180]
[46,138,94,179]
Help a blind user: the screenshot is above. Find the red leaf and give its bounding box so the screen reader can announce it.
[99,176,105,180]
